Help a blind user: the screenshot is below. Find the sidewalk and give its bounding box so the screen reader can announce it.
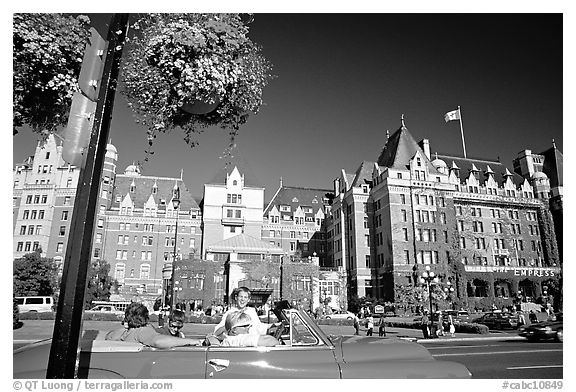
[14,320,522,344]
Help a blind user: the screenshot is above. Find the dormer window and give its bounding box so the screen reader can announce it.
[417,157,422,167]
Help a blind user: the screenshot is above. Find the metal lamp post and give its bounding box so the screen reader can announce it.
[169,185,180,311]
[419,265,439,318]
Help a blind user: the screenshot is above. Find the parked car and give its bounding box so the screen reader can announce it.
[322,309,355,320]
[13,301,471,379]
[473,312,519,330]
[85,305,124,319]
[15,296,54,313]
[518,313,563,342]
[443,310,471,325]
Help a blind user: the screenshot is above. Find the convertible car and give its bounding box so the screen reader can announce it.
[13,301,471,379]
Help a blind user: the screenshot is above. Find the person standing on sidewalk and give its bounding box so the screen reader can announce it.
[421,312,430,339]
[366,315,374,336]
[378,315,386,337]
[447,314,456,337]
[352,314,360,335]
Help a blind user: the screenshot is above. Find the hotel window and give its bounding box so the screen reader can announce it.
[365,234,370,247]
[190,238,196,248]
[35,225,42,235]
[56,242,64,253]
[364,216,369,228]
[28,226,34,235]
[397,173,403,179]
[93,248,100,258]
[25,242,31,251]
[115,264,125,280]
[400,194,406,204]
[402,228,408,241]
[455,206,462,215]
[26,195,33,204]
[401,210,407,222]
[59,226,66,236]
[404,250,410,264]
[458,220,465,231]
[290,242,296,251]
[440,212,446,224]
[459,237,466,249]
[61,211,69,221]
[64,196,71,205]
[41,195,47,203]
[473,221,483,232]
[444,230,449,243]
[23,210,29,219]
[290,231,296,238]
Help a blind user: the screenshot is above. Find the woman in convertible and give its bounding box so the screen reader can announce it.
[106,302,202,348]
[213,287,273,339]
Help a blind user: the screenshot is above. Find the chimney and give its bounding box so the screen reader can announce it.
[418,139,431,159]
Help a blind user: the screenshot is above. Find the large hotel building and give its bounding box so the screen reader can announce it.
[13,120,562,312]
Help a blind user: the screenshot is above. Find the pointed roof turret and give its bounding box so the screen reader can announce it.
[376,117,437,175]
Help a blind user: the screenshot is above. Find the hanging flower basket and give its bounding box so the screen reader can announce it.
[121,13,274,150]
[13,14,91,137]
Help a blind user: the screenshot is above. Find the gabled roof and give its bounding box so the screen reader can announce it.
[111,175,199,211]
[206,234,284,254]
[264,186,331,217]
[376,125,439,175]
[437,155,525,186]
[350,160,376,187]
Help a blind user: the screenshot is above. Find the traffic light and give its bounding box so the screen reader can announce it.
[62,27,107,167]
[78,28,108,101]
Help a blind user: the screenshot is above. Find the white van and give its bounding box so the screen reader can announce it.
[15,296,54,313]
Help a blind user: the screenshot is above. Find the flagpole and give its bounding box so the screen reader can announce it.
[458,105,467,158]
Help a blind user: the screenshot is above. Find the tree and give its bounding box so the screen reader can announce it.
[13,250,59,296]
[13,13,91,137]
[84,260,118,309]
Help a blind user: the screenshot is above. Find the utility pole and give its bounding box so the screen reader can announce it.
[47,14,129,378]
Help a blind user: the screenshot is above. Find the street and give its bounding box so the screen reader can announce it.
[422,339,563,379]
[14,320,562,379]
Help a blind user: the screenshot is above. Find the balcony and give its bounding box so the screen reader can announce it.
[221,217,245,225]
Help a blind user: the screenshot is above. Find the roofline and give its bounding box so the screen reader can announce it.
[437,154,502,165]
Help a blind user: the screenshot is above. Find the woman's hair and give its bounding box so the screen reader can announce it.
[124,302,149,328]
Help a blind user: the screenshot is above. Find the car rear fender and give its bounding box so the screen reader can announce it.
[339,359,471,378]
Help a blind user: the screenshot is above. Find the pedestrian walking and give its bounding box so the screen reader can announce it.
[378,316,386,337]
[366,315,374,336]
[421,312,430,339]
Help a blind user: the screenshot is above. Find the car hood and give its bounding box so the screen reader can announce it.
[329,335,471,379]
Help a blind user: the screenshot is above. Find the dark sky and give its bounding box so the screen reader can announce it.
[12,13,563,200]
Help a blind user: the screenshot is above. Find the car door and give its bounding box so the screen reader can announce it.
[205,310,340,378]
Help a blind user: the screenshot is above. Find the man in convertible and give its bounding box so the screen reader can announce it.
[221,311,280,347]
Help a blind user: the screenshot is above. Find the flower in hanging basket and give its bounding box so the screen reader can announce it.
[121,13,274,149]
[13,13,91,137]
